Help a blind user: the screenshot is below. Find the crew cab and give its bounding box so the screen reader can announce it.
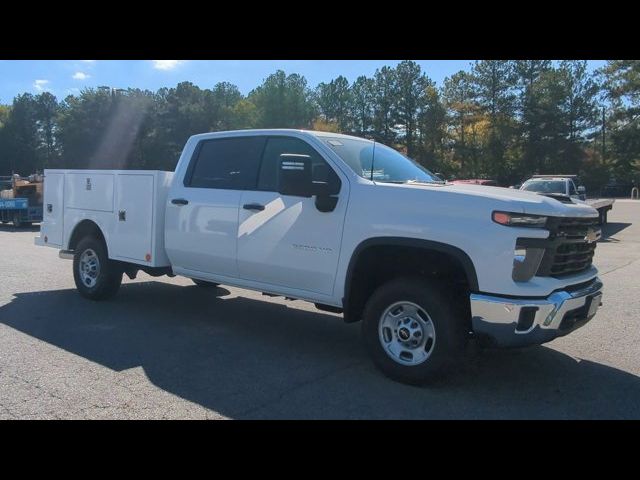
[520,175,614,224]
[35,130,605,384]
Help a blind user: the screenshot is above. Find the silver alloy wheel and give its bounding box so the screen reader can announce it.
[79,248,100,288]
[378,301,436,366]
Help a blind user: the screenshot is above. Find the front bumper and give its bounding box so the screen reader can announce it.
[470,278,603,347]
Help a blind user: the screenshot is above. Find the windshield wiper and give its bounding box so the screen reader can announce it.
[405,179,439,185]
[372,179,439,185]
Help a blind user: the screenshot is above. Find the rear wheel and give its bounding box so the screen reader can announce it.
[73,236,122,300]
[192,278,219,288]
[362,277,466,385]
[12,213,22,228]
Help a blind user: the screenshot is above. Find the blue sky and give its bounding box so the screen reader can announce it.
[0,60,608,104]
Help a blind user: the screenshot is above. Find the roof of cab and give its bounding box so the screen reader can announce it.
[189,129,373,143]
[526,177,570,182]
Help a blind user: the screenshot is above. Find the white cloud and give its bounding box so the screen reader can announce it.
[72,72,90,80]
[152,60,184,70]
[33,79,50,92]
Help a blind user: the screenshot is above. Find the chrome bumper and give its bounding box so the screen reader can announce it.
[470,278,603,347]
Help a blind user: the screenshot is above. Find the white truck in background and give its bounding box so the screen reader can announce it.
[35,129,605,384]
[519,175,614,224]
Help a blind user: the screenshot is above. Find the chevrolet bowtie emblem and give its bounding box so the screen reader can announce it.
[585,228,599,243]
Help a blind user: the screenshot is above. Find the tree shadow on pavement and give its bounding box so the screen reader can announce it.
[1,281,639,419]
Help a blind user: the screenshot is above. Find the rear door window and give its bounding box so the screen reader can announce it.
[186,136,266,190]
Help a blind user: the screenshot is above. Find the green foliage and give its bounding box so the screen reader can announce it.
[0,93,40,174]
[371,66,399,145]
[315,75,352,131]
[602,60,640,181]
[350,76,374,136]
[249,70,315,129]
[0,61,635,189]
[395,61,433,158]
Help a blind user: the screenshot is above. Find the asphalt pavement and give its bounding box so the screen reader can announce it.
[1,201,639,419]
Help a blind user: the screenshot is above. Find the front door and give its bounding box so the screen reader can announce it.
[237,136,348,297]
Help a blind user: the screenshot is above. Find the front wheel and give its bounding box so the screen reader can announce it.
[73,236,123,300]
[362,277,466,385]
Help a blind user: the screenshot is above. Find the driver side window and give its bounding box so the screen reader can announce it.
[257,136,341,193]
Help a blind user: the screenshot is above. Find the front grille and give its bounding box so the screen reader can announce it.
[536,216,600,278]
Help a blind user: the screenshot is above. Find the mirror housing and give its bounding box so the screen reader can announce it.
[277,154,313,197]
[277,153,340,212]
[577,185,586,200]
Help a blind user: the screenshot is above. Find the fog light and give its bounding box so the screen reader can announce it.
[514,248,527,264]
[512,245,545,282]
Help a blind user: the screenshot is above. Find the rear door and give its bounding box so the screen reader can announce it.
[164,136,265,278]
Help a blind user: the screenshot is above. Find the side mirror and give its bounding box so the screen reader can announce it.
[577,186,586,193]
[278,154,313,197]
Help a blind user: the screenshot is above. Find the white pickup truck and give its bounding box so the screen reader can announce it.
[519,175,615,224]
[35,129,605,384]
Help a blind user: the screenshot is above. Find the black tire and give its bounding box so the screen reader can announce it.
[73,236,122,301]
[12,214,22,228]
[191,278,219,288]
[362,277,466,385]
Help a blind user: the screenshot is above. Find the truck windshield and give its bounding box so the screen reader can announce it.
[323,137,441,184]
[521,180,566,194]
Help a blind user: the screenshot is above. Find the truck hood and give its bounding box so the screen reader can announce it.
[389,182,599,218]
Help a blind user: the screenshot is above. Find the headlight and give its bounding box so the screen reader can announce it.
[493,211,548,227]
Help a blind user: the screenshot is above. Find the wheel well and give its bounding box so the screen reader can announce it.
[344,242,475,325]
[68,220,107,253]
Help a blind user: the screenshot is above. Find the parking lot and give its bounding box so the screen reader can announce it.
[1,200,639,419]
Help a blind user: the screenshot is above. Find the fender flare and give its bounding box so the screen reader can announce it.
[343,237,479,305]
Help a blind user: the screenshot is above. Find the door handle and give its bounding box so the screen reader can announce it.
[243,203,265,211]
[171,198,189,206]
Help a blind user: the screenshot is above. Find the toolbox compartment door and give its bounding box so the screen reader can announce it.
[43,172,65,246]
[111,173,154,262]
[65,173,114,212]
